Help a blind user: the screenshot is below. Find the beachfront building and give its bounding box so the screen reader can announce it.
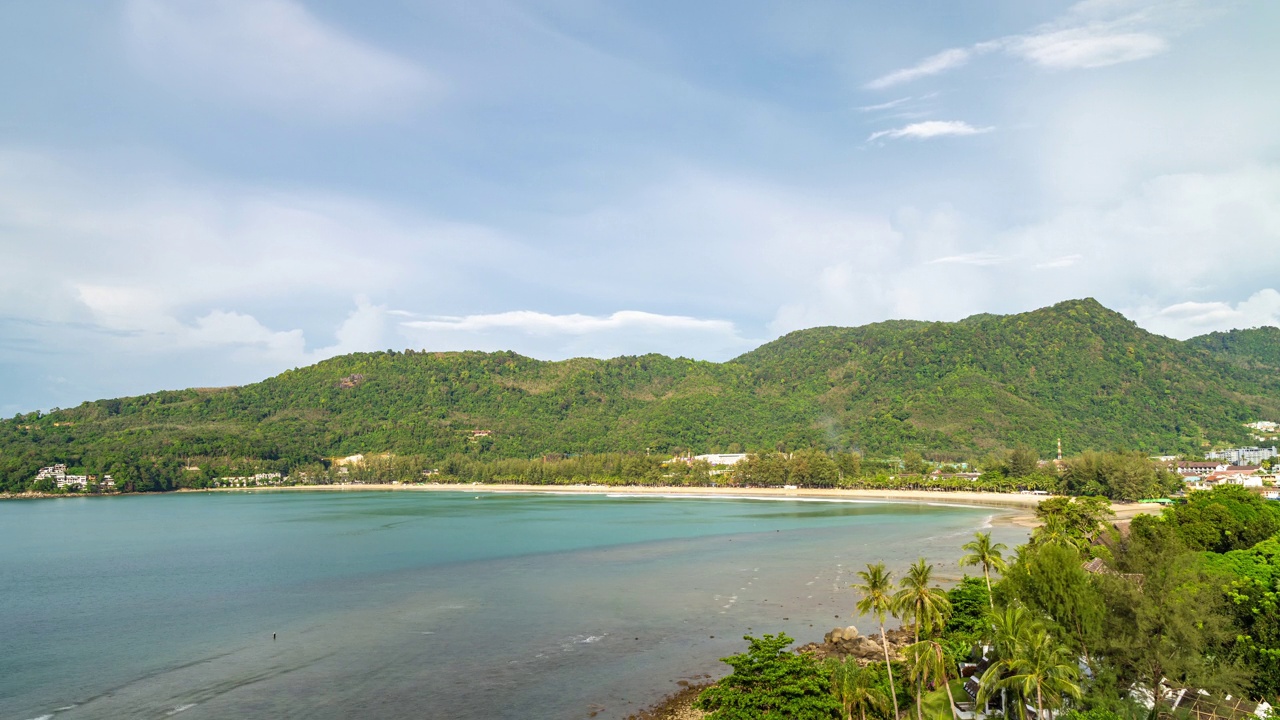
[694,453,748,466]
[1178,462,1230,476]
[33,464,114,489]
[1206,446,1278,465]
[213,472,284,487]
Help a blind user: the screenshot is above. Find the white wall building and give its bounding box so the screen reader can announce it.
[693,453,748,466]
[1206,446,1278,465]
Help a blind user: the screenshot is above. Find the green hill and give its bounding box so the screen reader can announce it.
[1186,326,1280,370]
[2,298,1278,491]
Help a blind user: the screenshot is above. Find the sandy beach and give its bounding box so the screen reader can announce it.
[181,483,1165,526]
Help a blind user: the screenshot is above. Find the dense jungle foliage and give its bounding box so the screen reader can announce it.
[3,299,1278,493]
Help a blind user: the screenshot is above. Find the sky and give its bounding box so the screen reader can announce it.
[1,0,1278,415]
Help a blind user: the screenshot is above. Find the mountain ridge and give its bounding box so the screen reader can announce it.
[1,298,1277,490]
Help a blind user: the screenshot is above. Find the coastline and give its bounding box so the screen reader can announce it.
[7,484,1164,525]
[185,483,1050,521]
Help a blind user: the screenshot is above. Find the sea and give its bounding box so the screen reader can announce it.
[0,490,1028,720]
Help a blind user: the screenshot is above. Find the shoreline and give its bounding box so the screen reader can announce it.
[5,484,1164,525]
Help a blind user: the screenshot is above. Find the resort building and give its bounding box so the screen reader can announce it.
[693,453,748,466]
[213,472,284,487]
[1178,462,1229,476]
[1206,446,1278,465]
[33,464,114,489]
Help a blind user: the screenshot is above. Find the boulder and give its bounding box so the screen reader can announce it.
[823,625,859,645]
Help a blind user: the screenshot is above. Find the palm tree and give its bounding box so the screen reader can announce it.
[894,558,952,643]
[979,604,1038,720]
[1030,516,1090,555]
[854,562,901,719]
[959,532,1008,608]
[828,657,891,720]
[980,626,1082,720]
[902,639,960,720]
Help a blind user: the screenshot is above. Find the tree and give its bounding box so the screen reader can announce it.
[1156,484,1280,553]
[792,449,840,487]
[943,577,991,637]
[903,452,928,476]
[960,532,1008,608]
[827,657,891,720]
[1058,451,1174,501]
[903,639,961,720]
[979,604,1041,720]
[894,558,952,643]
[1007,447,1040,478]
[1096,528,1249,713]
[694,633,842,720]
[1031,496,1115,553]
[981,626,1082,720]
[999,542,1104,669]
[854,562,902,719]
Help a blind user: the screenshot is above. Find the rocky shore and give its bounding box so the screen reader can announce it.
[627,623,915,719]
[625,682,710,720]
[795,624,916,662]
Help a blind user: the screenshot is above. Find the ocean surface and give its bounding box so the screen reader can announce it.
[0,490,1027,720]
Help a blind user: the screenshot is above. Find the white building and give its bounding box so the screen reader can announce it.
[34,465,113,489]
[694,453,748,466]
[215,472,284,487]
[1206,447,1278,465]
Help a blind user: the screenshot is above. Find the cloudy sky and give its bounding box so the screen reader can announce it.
[1,0,1278,414]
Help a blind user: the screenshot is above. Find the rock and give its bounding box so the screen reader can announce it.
[823,625,859,645]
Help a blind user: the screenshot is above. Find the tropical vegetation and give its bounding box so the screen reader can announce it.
[700,486,1280,720]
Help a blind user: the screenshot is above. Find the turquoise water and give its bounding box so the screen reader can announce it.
[0,491,1026,719]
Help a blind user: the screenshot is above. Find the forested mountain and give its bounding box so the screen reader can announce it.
[1187,326,1280,370]
[2,298,1278,490]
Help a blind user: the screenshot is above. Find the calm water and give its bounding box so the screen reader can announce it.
[1,491,1026,720]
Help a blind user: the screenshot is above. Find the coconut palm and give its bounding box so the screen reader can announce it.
[959,532,1008,608]
[902,639,960,720]
[978,604,1038,720]
[854,562,901,719]
[980,625,1082,720]
[828,657,891,720]
[894,558,952,643]
[1030,516,1090,555]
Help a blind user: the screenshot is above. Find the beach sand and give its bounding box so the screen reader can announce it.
[186,483,1164,527]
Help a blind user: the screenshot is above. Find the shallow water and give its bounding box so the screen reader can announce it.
[0,491,1027,719]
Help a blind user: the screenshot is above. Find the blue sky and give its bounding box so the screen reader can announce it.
[1,0,1278,414]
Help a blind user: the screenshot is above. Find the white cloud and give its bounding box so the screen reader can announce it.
[123,0,435,118]
[867,120,993,142]
[865,48,972,90]
[1008,29,1167,69]
[1034,254,1083,269]
[864,1,1196,88]
[405,310,735,336]
[857,97,913,112]
[929,252,1006,266]
[1140,290,1280,337]
[0,148,512,365]
[401,310,753,361]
